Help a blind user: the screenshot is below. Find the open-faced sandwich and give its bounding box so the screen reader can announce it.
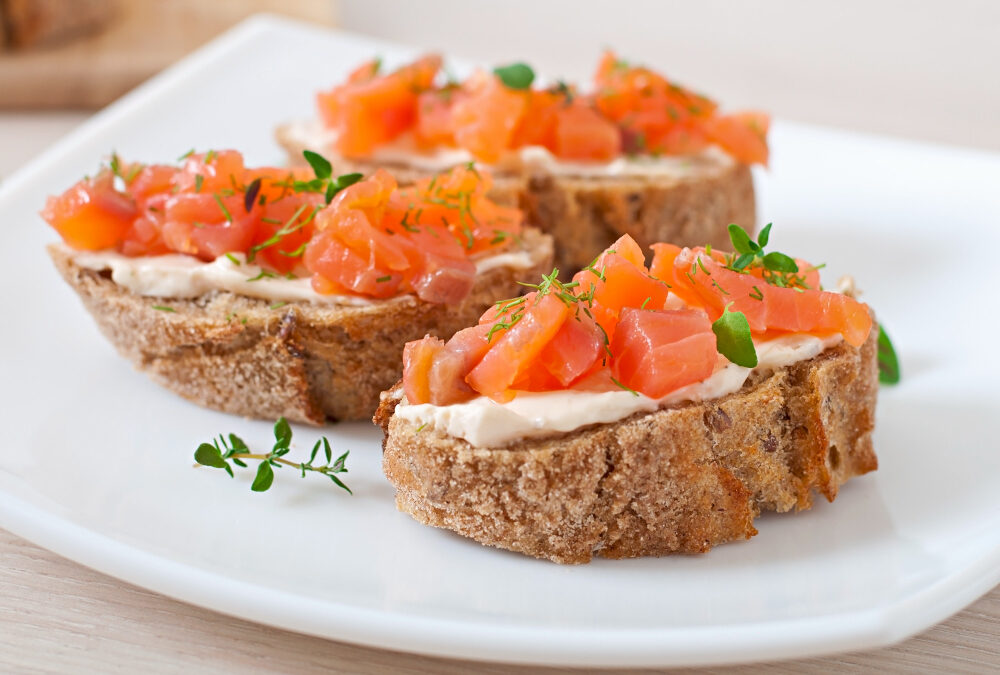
[376,225,879,563]
[43,151,552,423]
[277,51,766,273]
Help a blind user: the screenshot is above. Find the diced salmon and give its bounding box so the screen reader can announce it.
[42,173,136,250]
[572,235,669,339]
[703,112,770,166]
[610,307,717,397]
[425,323,493,404]
[451,72,528,163]
[318,54,443,158]
[673,247,872,346]
[553,103,621,161]
[402,336,444,405]
[537,313,607,386]
[466,292,571,395]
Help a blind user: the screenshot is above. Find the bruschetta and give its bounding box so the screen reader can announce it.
[277,51,764,273]
[375,225,879,563]
[43,151,553,423]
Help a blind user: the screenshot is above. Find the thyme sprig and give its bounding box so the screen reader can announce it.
[497,264,618,360]
[289,150,363,204]
[194,418,351,493]
[726,223,793,271]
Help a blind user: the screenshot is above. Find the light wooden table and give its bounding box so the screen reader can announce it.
[3,114,999,673]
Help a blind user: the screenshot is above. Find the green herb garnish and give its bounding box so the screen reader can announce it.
[151,305,175,313]
[877,325,900,385]
[712,302,757,368]
[303,150,332,180]
[725,223,816,291]
[246,269,278,282]
[194,418,351,494]
[493,62,535,89]
[278,242,309,258]
[213,193,232,222]
[294,151,365,204]
[247,203,318,263]
[611,376,640,397]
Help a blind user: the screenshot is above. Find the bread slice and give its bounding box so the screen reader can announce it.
[375,330,878,564]
[275,124,756,274]
[48,228,553,424]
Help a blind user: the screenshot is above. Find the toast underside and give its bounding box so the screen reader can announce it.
[48,229,552,424]
[377,332,879,564]
[275,125,756,274]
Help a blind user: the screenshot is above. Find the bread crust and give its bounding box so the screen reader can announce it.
[275,125,756,273]
[376,331,879,564]
[48,229,553,424]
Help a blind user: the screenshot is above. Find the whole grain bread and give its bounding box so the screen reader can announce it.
[275,125,755,274]
[48,228,552,424]
[376,330,878,564]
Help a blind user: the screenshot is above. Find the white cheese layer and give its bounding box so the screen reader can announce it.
[283,120,734,178]
[66,243,542,306]
[394,333,843,448]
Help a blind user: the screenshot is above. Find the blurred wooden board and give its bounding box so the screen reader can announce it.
[0,0,335,108]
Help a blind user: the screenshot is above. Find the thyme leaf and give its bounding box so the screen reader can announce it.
[493,62,535,89]
[712,302,757,368]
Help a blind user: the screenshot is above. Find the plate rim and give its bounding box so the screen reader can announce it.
[3,485,1000,667]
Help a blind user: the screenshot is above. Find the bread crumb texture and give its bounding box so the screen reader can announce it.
[378,332,878,563]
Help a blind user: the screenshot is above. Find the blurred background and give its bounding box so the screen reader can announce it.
[1,0,999,176]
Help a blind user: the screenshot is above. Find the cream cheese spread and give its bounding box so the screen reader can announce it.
[394,333,843,447]
[282,120,734,178]
[65,242,543,306]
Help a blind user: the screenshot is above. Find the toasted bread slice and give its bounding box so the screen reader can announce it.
[49,228,553,424]
[376,330,878,564]
[275,124,755,274]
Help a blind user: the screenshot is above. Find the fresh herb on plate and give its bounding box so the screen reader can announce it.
[194,418,352,493]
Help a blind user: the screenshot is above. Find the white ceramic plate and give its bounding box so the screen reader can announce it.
[1,15,999,668]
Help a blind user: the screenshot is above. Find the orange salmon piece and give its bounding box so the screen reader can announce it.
[611,307,718,398]
[466,292,570,396]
